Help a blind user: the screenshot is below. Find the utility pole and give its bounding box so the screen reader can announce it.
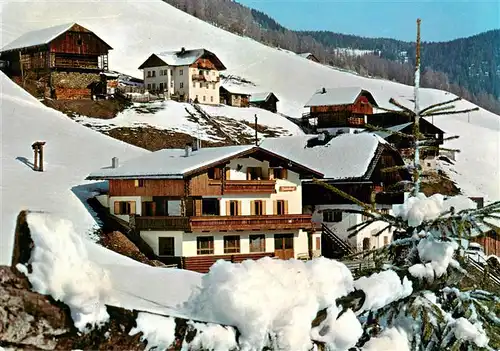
[254,114,258,146]
[413,18,422,195]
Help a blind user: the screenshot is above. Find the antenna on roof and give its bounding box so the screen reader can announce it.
[254,114,258,146]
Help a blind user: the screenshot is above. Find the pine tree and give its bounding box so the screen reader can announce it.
[314,19,500,350]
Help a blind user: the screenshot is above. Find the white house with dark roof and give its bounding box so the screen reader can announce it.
[138,48,226,104]
[260,133,411,257]
[87,143,323,272]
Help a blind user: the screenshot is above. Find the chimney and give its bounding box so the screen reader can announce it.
[180,47,186,54]
[185,143,192,157]
[321,87,326,94]
[112,157,119,168]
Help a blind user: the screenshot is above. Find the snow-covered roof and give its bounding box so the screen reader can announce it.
[1,23,75,52]
[297,53,313,58]
[260,133,386,180]
[304,87,376,107]
[220,84,251,96]
[88,145,254,179]
[250,92,277,103]
[139,48,226,70]
[372,122,413,139]
[88,143,324,180]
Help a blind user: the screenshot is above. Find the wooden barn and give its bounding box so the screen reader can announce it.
[249,92,279,113]
[303,87,378,129]
[297,52,320,63]
[219,86,250,107]
[0,23,112,100]
[472,230,500,256]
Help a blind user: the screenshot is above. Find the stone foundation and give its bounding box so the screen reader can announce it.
[50,71,100,100]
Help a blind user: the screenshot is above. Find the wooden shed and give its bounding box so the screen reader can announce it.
[0,23,112,100]
[249,92,279,113]
[219,86,250,107]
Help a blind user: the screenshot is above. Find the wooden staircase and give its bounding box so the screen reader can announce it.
[321,223,357,259]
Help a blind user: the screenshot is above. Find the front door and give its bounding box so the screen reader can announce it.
[274,234,294,260]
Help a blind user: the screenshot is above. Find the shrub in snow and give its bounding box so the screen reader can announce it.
[129,312,176,351]
[16,213,112,332]
[361,327,410,351]
[184,257,354,351]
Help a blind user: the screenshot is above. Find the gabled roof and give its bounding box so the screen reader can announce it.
[1,23,112,53]
[304,87,378,108]
[138,48,226,70]
[259,133,388,181]
[371,122,413,139]
[87,145,323,180]
[250,92,278,103]
[297,52,319,61]
[220,85,251,96]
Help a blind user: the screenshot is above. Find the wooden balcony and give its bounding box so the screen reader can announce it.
[222,180,276,194]
[192,74,220,83]
[190,214,313,232]
[133,216,190,231]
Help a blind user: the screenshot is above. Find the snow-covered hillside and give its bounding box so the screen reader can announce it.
[0,72,147,264]
[1,0,499,200]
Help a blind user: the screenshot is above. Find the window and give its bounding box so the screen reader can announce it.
[152,83,156,90]
[323,210,342,222]
[202,198,220,216]
[193,82,196,88]
[211,96,214,102]
[158,237,174,256]
[197,236,214,255]
[147,83,151,90]
[224,235,240,253]
[229,200,239,216]
[164,69,168,75]
[142,201,156,216]
[114,201,136,215]
[199,70,203,76]
[195,95,199,101]
[159,70,163,76]
[206,83,209,89]
[147,71,151,78]
[383,236,389,245]
[179,69,184,75]
[180,82,184,89]
[170,69,173,75]
[213,83,216,90]
[170,81,174,88]
[269,168,287,180]
[247,167,263,180]
[249,234,266,252]
[199,82,202,88]
[134,179,145,188]
[159,83,164,91]
[152,71,156,77]
[275,200,287,215]
[252,200,264,215]
[77,39,82,45]
[203,95,206,102]
[207,167,223,180]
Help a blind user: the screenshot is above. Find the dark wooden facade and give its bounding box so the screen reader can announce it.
[109,179,185,197]
[471,231,500,256]
[183,252,274,273]
[219,87,250,107]
[1,23,112,100]
[250,93,279,113]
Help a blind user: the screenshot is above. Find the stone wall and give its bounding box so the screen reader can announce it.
[50,71,100,100]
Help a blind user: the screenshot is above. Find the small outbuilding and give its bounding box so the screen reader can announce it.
[219,86,250,107]
[249,92,279,113]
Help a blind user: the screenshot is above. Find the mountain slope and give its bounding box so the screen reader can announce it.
[1,0,499,201]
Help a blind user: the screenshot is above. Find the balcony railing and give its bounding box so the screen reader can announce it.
[134,216,190,231]
[190,214,313,232]
[132,214,313,232]
[192,74,220,83]
[224,180,276,194]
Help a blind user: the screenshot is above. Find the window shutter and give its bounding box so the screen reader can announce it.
[281,169,288,180]
[141,202,146,215]
[284,200,289,214]
[134,180,139,187]
[261,200,266,215]
[316,237,321,250]
[250,200,255,215]
[151,202,157,216]
[225,167,230,180]
[226,201,230,216]
[246,168,251,180]
[129,201,136,214]
[273,200,278,215]
[114,201,120,215]
[237,201,242,215]
[268,170,274,180]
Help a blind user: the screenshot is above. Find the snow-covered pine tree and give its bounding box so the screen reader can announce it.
[314,19,500,350]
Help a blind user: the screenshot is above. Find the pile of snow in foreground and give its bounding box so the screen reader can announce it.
[183,257,412,351]
[393,192,477,227]
[17,212,203,332]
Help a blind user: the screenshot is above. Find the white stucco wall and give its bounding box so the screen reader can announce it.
[140,230,184,256]
[312,204,394,251]
[181,229,307,258]
[188,67,220,104]
[96,194,109,208]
